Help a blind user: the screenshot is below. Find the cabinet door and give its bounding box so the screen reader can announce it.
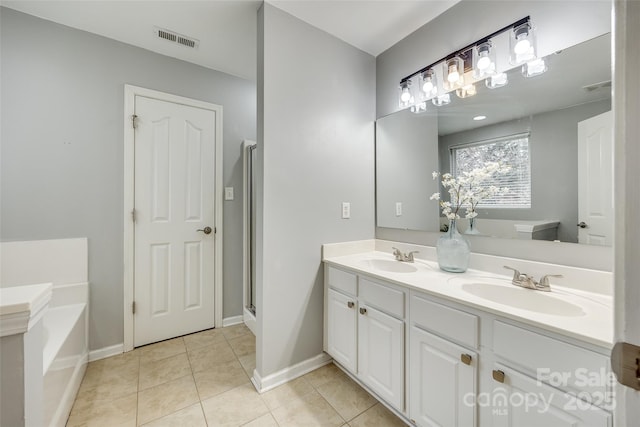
[490,364,611,427]
[358,304,404,411]
[327,288,357,372]
[409,326,477,427]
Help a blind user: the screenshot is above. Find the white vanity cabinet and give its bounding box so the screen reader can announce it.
[409,291,479,427]
[488,321,612,427]
[324,266,406,413]
[323,259,613,427]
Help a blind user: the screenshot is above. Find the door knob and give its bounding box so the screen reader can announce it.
[347,301,355,308]
[359,307,367,315]
[577,222,588,228]
[461,354,472,365]
[197,226,213,235]
[492,369,505,383]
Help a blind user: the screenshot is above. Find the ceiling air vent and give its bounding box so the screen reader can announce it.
[582,80,612,92]
[154,27,199,49]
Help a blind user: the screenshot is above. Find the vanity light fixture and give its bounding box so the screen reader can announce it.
[522,58,547,77]
[486,72,509,89]
[473,41,496,78]
[419,68,438,99]
[410,101,428,113]
[510,21,537,65]
[432,93,451,107]
[399,16,538,112]
[443,57,465,90]
[398,80,413,108]
[456,84,477,99]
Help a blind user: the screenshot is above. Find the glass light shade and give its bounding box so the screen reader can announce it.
[485,72,509,89]
[410,101,428,114]
[443,57,464,90]
[398,80,414,108]
[456,84,477,99]
[432,93,451,107]
[510,22,537,65]
[419,69,438,99]
[473,41,496,78]
[522,58,547,77]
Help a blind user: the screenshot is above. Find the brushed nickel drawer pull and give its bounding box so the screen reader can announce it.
[347,301,354,308]
[461,354,472,365]
[359,307,367,315]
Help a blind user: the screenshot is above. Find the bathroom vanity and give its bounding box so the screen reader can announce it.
[323,240,613,427]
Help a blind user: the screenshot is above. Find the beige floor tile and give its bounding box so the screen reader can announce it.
[316,374,377,422]
[140,403,207,427]
[262,377,315,411]
[271,390,344,427]
[242,412,279,427]
[303,363,347,389]
[228,333,256,357]
[67,392,137,427]
[238,352,256,378]
[138,352,192,391]
[201,382,269,426]
[137,337,186,363]
[187,340,237,373]
[193,359,250,400]
[221,323,253,340]
[183,328,226,351]
[137,375,199,425]
[76,361,139,402]
[348,403,406,427]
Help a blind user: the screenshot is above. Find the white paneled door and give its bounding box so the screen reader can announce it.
[578,110,613,246]
[133,95,217,347]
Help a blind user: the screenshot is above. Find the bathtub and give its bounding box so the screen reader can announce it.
[43,283,89,427]
[0,238,89,427]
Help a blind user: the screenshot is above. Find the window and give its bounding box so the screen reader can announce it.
[451,133,531,208]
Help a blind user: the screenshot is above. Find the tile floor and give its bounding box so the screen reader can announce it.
[67,324,407,426]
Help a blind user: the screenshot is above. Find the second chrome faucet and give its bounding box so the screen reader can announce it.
[504,266,563,292]
[393,247,419,263]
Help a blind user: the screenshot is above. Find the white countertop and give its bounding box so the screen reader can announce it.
[0,283,52,336]
[324,250,613,349]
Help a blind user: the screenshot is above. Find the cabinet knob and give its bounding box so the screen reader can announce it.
[347,301,354,308]
[359,307,367,315]
[461,353,472,365]
[492,369,505,383]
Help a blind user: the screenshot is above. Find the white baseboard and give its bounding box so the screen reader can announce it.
[251,352,332,393]
[243,308,256,335]
[222,315,244,327]
[89,343,124,362]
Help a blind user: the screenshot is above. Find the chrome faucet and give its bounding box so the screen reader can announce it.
[503,266,563,292]
[392,247,419,263]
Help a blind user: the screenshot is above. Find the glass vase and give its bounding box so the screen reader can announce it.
[464,217,481,235]
[437,219,471,273]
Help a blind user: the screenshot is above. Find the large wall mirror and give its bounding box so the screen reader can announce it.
[376,32,612,246]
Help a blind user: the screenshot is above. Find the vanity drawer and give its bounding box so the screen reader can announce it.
[327,266,357,296]
[359,277,405,319]
[493,321,610,401]
[411,292,478,349]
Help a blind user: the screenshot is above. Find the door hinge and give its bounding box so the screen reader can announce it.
[131,209,136,222]
[132,114,138,129]
[132,301,136,314]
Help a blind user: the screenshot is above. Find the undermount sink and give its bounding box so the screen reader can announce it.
[460,282,586,317]
[359,259,418,273]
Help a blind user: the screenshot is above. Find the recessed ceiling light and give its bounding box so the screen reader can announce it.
[473,115,487,121]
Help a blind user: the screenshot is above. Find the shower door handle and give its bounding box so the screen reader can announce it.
[197,226,213,235]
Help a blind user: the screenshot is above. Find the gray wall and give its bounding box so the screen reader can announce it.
[377,109,439,230]
[0,8,256,351]
[439,99,611,243]
[257,4,375,378]
[376,0,612,118]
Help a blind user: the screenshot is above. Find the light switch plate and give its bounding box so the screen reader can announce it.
[395,202,402,216]
[224,187,234,201]
[341,202,351,219]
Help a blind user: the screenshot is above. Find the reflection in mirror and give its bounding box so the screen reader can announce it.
[376,33,612,246]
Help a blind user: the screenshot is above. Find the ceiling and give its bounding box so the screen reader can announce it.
[1,0,459,81]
